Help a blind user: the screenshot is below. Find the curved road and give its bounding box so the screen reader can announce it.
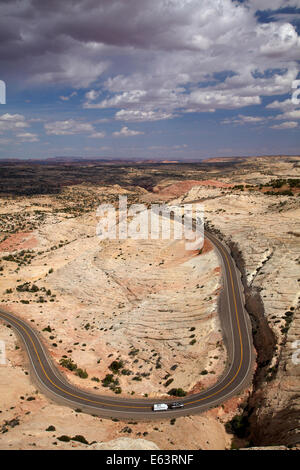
[0,230,254,419]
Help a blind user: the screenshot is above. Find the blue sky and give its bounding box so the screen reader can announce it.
[0,0,299,160]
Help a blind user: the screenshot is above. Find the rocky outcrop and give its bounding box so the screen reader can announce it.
[91,437,159,450]
[177,186,300,446]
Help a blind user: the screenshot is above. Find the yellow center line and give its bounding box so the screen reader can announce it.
[0,234,245,411]
[185,238,244,405]
[1,311,149,409]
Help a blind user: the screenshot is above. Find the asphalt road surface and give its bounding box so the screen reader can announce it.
[0,230,254,419]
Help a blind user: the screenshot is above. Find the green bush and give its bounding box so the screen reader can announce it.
[164,378,174,387]
[43,325,52,333]
[75,368,88,379]
[167,388,186,397]
[102,374,114,387]
[46,425,56,432]
[57,435,71,442]
[59,357,77,371]
[91,377,100,382]
[225,414,249,438]
[71,435,89,445]
[109,360,124,374]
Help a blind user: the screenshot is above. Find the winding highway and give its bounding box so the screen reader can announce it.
[0,229,254,419]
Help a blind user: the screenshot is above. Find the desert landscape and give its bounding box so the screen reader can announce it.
[0,155,299,450]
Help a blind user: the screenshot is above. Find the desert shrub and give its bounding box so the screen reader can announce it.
[225,414,249,438]
[57,435,71,442]
[129,348,139,356]
[102,374,114,387]
[46,425,56,432]
[71,435,89,445]
[167,388,186,397]
[59,357,77,371]
[164,378,174,387]
[75,368,88,379]
[109,360,124,374]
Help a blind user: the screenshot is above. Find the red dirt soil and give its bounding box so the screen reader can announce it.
[202,237,213,254]
[0,232,38,252]
[153,180,232,198]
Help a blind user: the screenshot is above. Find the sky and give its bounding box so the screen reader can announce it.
[0,0,300,161]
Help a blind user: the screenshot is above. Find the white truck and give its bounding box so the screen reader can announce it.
[152,403,168,411]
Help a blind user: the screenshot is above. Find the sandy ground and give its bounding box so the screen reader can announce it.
[0,186,236,449]
[0,321,235,450]
[1,156,298,449]
[1,202,225,398]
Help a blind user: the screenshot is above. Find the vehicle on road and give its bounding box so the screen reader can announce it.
[152,403,168,411]
[169,402,184,409]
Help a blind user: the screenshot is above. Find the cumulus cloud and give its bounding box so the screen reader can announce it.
[276,109,300,120]
[222,114,265,125]
[270,121,298,129]
[89,131,106,138]
[266,99,297,111]
[44,119,95,135]
[16,132,39,142]
[0,113,29,132]
[113,126,144,137]
[115,109,174,122]
[0,113,40,143]
[1,0,300,121]
[246,1,300,11]
[85,89,100,101]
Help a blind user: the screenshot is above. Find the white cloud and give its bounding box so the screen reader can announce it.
[266,99,296,111]
[247,1,300,11]
[222,114,265,125]
[115,109,174,122]
[68,1,300,120]
[89,131,106,138]
[113,126,144,137]
[60,91,77,101]
[33,56,109,88]
[276,109,300,120]
[270,121,298,129]
[16,132,39,142]
[0,113,29,132]
[272,108,300,122]
[2,0,300,123]
[44,119,95,135]
[85,89,100,101]
[258,23,299,57]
